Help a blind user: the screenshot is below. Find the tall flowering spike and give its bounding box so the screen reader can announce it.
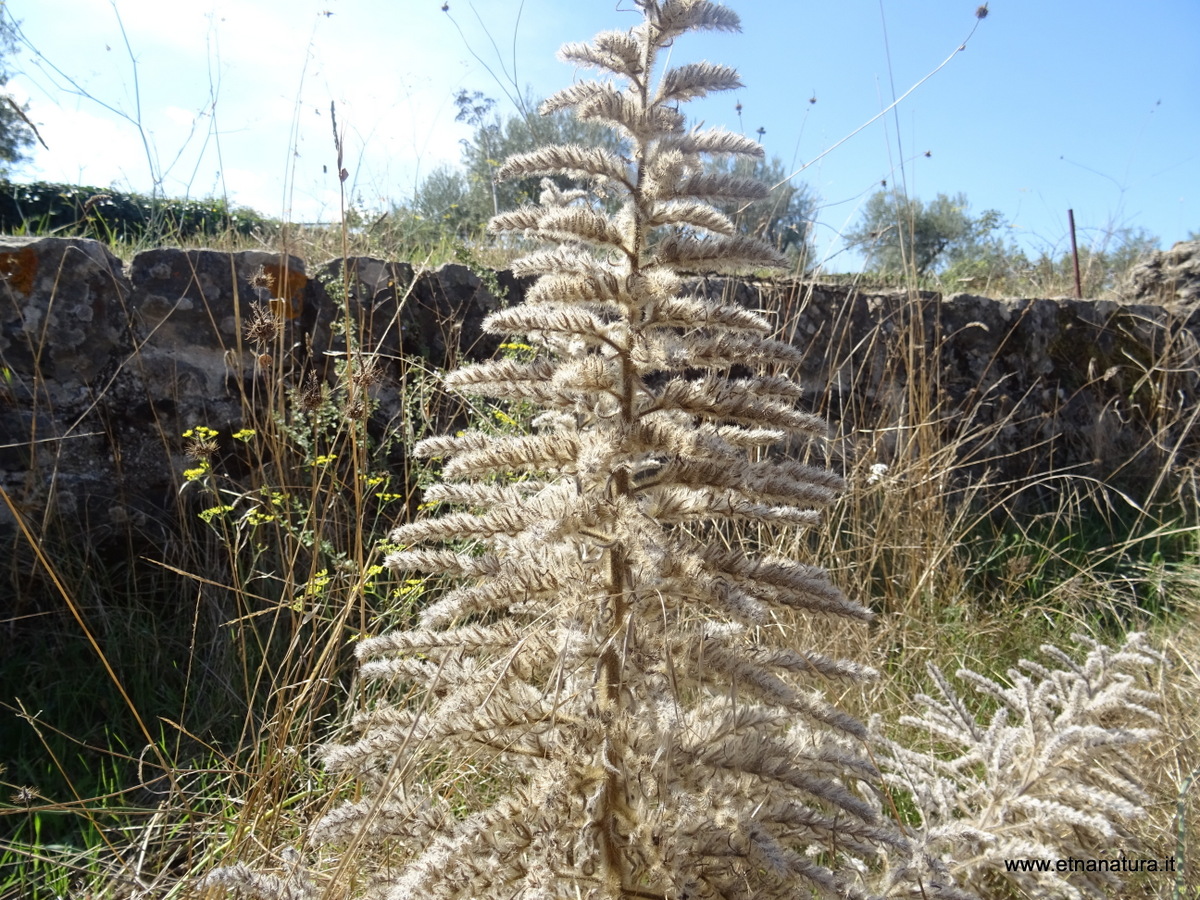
[316,3,898,898]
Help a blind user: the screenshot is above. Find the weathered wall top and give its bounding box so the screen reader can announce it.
[1123,239,1200,308]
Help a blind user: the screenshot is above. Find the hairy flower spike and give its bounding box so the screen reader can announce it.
[308,4,891,899]
[559,30,644,78]
[656,62,745,103]
[494,145,632,185]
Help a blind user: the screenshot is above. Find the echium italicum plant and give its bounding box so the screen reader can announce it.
[876,632,1165,900]
[303,3,909,898]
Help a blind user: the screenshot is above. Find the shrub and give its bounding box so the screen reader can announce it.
[0,179,269,242]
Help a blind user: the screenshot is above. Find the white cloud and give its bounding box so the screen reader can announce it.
[15,102,150,189]
[8,0,581,219]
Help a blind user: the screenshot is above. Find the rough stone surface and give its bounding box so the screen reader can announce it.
[672,278,1200,505]
[0,239,515,556]
[3,237,1199,578]
[0,236,139,545]
[1123,240,1200,308]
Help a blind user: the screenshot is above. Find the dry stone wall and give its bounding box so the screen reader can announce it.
[715,278,1200,500]
[1123,239,1200,308]
[0,237,516,554]
[2,235,1198,562]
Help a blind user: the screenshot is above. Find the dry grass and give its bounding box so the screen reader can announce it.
[0,233,1196,898]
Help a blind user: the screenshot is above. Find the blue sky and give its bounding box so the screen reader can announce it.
[4,0,1197,269]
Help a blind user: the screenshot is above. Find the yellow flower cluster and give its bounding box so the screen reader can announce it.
[183,459,211,482]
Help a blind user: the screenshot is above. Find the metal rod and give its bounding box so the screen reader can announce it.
[1068,208,1082,298]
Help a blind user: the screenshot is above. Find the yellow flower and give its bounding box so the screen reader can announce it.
[182,425,218,440]
[183,459,212,481]
[395,578,425,598]
[304,569,332,598]
[198,504,235,523]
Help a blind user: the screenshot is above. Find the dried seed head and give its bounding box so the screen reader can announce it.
[249,266,275,291]
[185,431,219,460]
[299,372,325,412]
[245,302,284,350]
[347,356,381,390]
[975,4,989,18]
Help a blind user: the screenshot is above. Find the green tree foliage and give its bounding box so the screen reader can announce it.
[412,90,623,237]
[0,180,268,241]
[413,91,819,261]
[846,188,1160,297]
[0,14,36,173]
[1015,225,1159,297]
[845,189,1004,277]
[710,153,817,264]
[411,163,474,237]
